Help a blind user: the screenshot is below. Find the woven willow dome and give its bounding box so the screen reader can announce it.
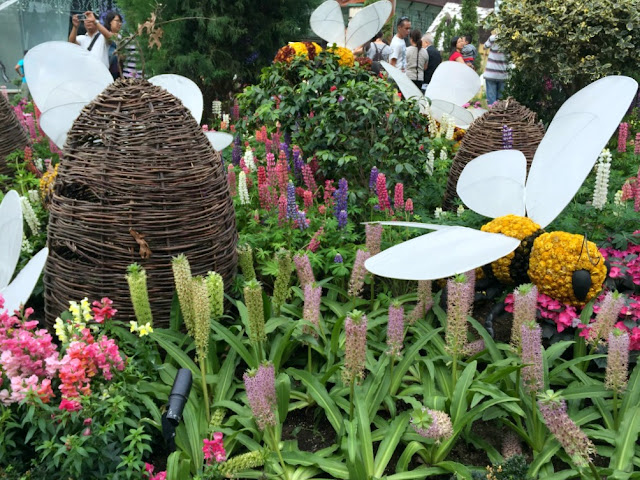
[44,78,237,327]
[0,93,30,176]
[443,98,545,210]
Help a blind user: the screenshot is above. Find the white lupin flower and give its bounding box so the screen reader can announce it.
[243,148,256,171]
[21,238,33,254]
[614,190,624,206]
[222,113,230,125]
[211,100,222,117]
[425,150,435,175]
[592,148,612,210]
[238,171,250,205]
[439,148,448,162]
[27,189,40,205]
[428,110,439,139]
[20,196,39,235]
[434,207,444,219]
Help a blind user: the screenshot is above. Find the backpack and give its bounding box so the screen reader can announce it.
[372,44,384,62]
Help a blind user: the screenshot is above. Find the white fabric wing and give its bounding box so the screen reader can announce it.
[380,61,423,101]
[205,132,234,152]
[425,61,481,107]
[363,221,450,230]
[148,74,204,123]
[38,103,87,149]
[310,0,346,47]
[345,1,392,50]
[24,42,111,114]
[525,76,638,228]
[364,226,520,280]
[429,99,475,128]
[0,247,48,314]
[0,191,22,289]
[457,150,527,218]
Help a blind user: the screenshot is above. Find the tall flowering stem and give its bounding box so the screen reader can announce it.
[538,391,597,475]
[172,254,195,336]
[343,310,367,419]
[446,272,474,388]
[592,149,612,209]
[365,223,383,256]
[125,264,153,328]
[583,291,625,348]
[237,244,257,281]
[293,252,315,288]
[511,284,538,352]
[605,329,629,427]
[206,272,224,318]
[193,276,212,421]
[272,249,293,315]
[617,122,628,153]
[348,249,371,304]
[521,322,544,395]
[244,280,266,362]
[387,302,404,380]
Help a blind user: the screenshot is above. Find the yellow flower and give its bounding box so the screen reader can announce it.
[327,45,354,67]
[54,317,68,343]
[138,322,153,337]
[129,320,138,333]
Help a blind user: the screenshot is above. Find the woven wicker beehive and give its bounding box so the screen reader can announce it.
[0,93,30,176]
[443,98,545,210]
[44,78,238,327]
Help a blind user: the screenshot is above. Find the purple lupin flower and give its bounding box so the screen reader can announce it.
[511,284,538,352]
[333,178,348,221]
[520,322,544,394]
[243,363,277,430]
[342,310,368,384]
[303,283,322,337]
[538,391,595,468]
[337,209,348,229]
[369,167,379,190]
[296,209,309,231]
[293,253,315,287]
[348,249,371,298]
[279,142,290,162]
[365,223,383,256]
[286,181,297,220]
[232,142,242,166]
[387,303,405,358]
[293,145,304,178]
[284,131,292,146]
[605,329,630,393]
[334,253,343,263]
[502,124,513,149]
[445,271,475,356]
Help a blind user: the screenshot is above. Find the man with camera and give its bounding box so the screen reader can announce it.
[69,11,114,68]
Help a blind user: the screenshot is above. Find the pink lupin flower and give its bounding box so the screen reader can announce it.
[538,391,595,467]
[387,303,405,358]
[394,183,404,212]
[520,322,544,394]
[277,195,287,225]
[276,159,288,194]
[376,174,391,211]
[303,283,322,337]
[617,122,628,153]
[307,227,324,253]
[342,310,368,384]
[303,190,313,209]
[511,284,538,352]
[348,249,371,298]
[635,133,640,155]
[405,198,414,214]
[227,165,237,196]
[635,167,640,212]
[243,363,277,430]
[365,223,383,256]
[445,271,475,356]
[605,329,629,393]
[293,253,315,287]
[302,164,317,193]
[323,180,336,208]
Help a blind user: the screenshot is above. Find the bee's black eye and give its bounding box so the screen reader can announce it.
[572,269,592,301]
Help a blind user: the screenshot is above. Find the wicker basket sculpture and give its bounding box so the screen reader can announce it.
[0,93,30,176]
[44,78,238,327]
[443,98,545,210]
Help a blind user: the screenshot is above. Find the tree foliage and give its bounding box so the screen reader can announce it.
[116,0,320,119]
[495,0,640,121]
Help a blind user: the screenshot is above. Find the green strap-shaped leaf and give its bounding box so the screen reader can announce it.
[288,368,344,435]
[390,328,442,395]
[150,330,199,374]
[451,361,477,427]
[214,350,238,402]
[611,406,640,472]
[355,386,374,477]
[211,321,257,369]
[373,413,410,477]
[281,451,349,479]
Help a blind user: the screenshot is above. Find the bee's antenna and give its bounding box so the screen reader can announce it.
[579,233,601,267]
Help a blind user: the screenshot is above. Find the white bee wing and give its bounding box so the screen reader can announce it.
[380,61,424,101]
[148,74,204,123]
[0,191,22,290]
[0,247,48,314]
[205,131,234,152]
[429,99,475,128]
[363,221,450,230]
[24,41,112,114]
[38,103,87,148]
[525,76,638,228]
[425,61,481,107]
[310,0,346,47]
[345,1,392,51]
[457,150,527,218]
[365,226,520,280]
[469,107,487,120]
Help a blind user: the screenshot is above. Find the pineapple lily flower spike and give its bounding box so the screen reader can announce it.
[23,41,233,152]
[0,191,49,313]
[365,75,638,305]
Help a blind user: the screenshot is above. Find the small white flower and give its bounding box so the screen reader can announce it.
[614,190,624,206]
[457,205,465,216]
[439,148,448,162]
[434,207,443,219]
[243,149,256,171]
[20,196,39,235]
[238,171,250,205]
[592,148,611,210]
[425,150,435,175]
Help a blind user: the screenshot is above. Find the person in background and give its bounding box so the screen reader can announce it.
[448,36,466,64]
[14,50,29,98]
[390,16,411,72]
[406,29,429,90]
[104,11,123,79]
[484,33,508,106]
[461,34,477,69]
[366,31,391,63]
[422,33,441,88]
[69,11,114,68]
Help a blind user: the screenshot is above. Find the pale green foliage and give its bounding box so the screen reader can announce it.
[496,0,640,94]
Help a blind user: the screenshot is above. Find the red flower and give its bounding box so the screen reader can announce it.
[330,85,337,92]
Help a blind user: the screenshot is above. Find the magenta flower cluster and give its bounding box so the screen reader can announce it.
[203,432,227,464]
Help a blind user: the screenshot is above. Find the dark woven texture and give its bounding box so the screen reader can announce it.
[0,94,30,176]
[443,98,545,210]
[44,78,238,327]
